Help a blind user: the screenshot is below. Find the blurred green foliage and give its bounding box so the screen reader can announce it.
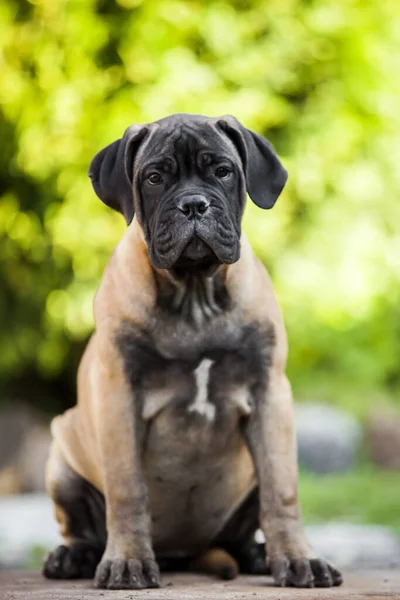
[300,467,400,533]
[0,0,399,414]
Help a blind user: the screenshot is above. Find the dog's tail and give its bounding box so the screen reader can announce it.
[157,547,239,580]
[189,547,239,580]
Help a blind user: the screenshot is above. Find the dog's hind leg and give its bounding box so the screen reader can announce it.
[213,487,269,576]
[43,443,106,579]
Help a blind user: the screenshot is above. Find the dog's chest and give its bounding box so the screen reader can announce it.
[117,318,273,434]
[143,355,252,432]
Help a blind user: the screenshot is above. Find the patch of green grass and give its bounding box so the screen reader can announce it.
[299,467,400,533]
[26,545,48,570]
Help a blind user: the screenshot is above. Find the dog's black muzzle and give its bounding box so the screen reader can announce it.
[149,193,240,271]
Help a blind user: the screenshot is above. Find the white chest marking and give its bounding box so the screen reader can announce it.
[188,359,216,421]
[232,386,252,415]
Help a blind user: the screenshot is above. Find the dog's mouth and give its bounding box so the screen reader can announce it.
[150,213,240,271]
[172,237,221,275]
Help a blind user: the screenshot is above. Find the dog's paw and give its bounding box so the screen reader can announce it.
[234,540,270,575]
[269,556,343,588]
[43,543,102,579]
[94,557,161,589]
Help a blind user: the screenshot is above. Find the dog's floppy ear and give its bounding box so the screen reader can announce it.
[216,116,288,209]
[88,124,149,224]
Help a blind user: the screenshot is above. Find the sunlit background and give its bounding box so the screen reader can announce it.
[0,0,399,570]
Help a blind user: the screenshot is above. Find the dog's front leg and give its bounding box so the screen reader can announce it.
[245,370,342,588]
[90,348,159,590]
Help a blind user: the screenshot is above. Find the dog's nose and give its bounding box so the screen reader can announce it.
[178,195,210,219]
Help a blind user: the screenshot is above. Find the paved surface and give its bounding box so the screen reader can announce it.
[1,571,400,600]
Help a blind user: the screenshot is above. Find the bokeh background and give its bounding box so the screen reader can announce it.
[0,0,400,570]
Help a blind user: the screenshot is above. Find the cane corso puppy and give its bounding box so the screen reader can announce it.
[42,114,342,590]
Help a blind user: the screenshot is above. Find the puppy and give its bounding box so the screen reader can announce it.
[43,114,342,590]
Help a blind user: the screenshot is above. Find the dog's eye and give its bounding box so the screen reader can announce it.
[215,166,231,179]
[147,173,163,185]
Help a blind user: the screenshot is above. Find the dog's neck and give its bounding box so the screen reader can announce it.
[154,264,230,326]
[117,218,231,327]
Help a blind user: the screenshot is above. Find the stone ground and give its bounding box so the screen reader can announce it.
[1,571,400,600]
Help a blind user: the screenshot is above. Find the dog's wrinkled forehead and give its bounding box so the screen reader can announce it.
[137,114,240,171]
[89,112,288,225]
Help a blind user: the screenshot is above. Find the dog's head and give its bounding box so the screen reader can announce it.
[89,114,287,271]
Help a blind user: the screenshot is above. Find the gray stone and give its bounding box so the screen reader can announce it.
[306,522,400,570]
[295,403,361,473]
[0,493,60,568]
[0,404,51,494]
[256,523,400,570]
[366,408,400,470]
